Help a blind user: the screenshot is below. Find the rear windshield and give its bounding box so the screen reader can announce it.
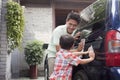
[79,21,105,42]
[78,0,106,29]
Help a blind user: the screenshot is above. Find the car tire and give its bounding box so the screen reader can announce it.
[44,55,49,80]
[73,70,88,80]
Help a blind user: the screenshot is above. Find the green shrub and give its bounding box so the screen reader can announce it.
[24,40,44,66]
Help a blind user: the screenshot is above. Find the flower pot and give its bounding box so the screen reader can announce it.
[30,65,38,79]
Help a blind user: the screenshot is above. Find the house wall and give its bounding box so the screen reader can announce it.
[11,6,53,77]
[23,6,52,43]
[0,0,11,80]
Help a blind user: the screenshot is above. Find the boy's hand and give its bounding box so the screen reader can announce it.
[89,50,95,60]
[88,46,95,60]
[77,41,84,51]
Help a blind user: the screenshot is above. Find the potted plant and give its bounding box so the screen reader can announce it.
[24,40,44,79]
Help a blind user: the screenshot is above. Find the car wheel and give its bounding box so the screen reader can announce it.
[73,70,88,80]
[44,55,49,80]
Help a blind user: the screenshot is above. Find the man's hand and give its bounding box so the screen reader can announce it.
[74,32,81,40]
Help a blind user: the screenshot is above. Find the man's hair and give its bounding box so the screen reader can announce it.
[66,11,81,24]
[60,35,74,50]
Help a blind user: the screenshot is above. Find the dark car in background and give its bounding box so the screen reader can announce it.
[44,0,120,80]
[72,0,120,80]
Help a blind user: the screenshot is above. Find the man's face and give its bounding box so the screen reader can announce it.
[66,19,78,34]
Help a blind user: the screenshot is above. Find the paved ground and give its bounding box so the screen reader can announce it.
[11,77,44,80]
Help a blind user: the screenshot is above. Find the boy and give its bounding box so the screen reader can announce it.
[49,35,95,80]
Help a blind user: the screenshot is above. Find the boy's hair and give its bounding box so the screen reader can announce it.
[60,35,74,50]
[66,11,81,24]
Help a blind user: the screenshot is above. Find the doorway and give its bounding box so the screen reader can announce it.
[55,9,79,27]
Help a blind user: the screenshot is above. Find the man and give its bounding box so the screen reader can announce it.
[47,11,82,77]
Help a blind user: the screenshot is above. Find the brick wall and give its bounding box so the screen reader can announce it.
[23,7,52,43]
[0,0,11,80]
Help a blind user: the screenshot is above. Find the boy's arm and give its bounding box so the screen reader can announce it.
[72,51,88,56]
[79,47,95,64]
[78,57,94,64]
[70,41,84,52]
[55,45,60,52]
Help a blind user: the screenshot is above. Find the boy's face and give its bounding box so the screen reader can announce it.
[66,19,78,34]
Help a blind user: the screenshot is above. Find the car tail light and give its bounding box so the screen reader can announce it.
[108,40,120,53]
[105,30,120,67]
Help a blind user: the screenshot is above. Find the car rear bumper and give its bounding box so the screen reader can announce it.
[109,67,120,80]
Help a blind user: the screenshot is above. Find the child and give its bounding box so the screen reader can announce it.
[49,34,95,80]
